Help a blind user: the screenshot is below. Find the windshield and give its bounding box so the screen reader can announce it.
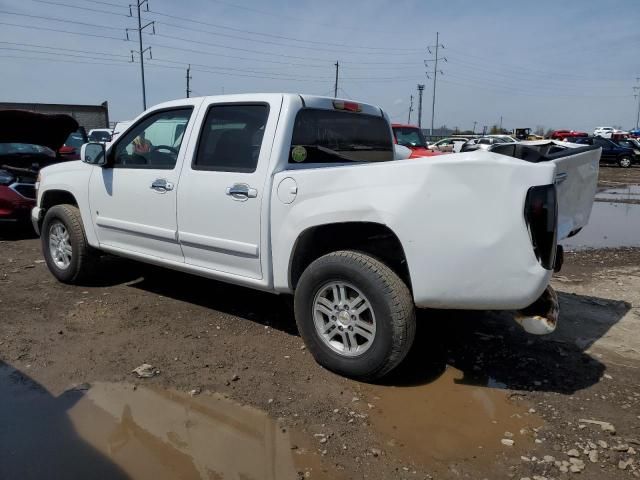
[393,127,427,148]
[0,143,55,156]
[290,109,393,164]
[64,131,87,148]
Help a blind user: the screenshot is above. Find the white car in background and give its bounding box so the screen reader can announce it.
[88,128,113,143]
[594,127,614,138]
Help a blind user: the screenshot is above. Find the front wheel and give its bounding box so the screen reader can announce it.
[618,156,632,168]
[41,204,98,284]
[294,250,416,381]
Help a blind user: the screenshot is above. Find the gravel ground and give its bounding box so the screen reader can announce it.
[1,229,638,479]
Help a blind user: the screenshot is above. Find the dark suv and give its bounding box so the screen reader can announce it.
[569,136,637,168]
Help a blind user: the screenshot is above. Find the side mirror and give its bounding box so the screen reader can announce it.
[81,142,107,166]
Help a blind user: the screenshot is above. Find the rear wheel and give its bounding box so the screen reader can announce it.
[294,250,416,381]
[618,156,632,168]
[41,204,98,284]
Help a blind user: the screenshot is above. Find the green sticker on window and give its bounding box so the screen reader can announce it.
[291,145,307,163]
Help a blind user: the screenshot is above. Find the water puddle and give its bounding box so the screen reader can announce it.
[0,365,329,480]
[562,201,640,249]
[365,367,540,471]
[596,184,640,203]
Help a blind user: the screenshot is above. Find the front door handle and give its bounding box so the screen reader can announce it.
[226,183,257,200]
[151,178,174,192]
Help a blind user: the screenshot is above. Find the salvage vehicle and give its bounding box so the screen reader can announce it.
[88,128,113,143]
[460,136,516,152]
[0,110,79,223]
[569,136,637,168]
[427,137,468,153]
[549,130,588,141]
[593,126,615,138]
[615,137,640,155]
[59,128,88,161]
[391,124,443,158]
[32,94,601,380]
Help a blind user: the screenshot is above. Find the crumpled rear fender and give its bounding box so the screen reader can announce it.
[270,152,556,310]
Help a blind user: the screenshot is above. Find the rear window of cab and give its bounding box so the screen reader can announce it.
[289,108,393,164]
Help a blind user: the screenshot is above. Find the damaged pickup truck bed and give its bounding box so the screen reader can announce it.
[32,94,601,380]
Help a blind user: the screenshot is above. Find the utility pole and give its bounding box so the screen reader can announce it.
[472,121,477,134]
[127,1,155,111]
[499,115,503,132]
[186,64,192,98]
[334,61,339,97]
[634,77,640,130]
[417,84,425,128]
[424,32,446,136]
[408,94,414,124]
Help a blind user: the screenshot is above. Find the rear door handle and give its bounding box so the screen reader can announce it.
[151,178,174,192]
[226,183,257,200]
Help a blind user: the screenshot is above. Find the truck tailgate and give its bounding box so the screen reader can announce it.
[550,145,600,239]
[492,141,600,240]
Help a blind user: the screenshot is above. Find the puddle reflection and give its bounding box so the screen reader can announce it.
[0,365,327,480]
[562,201,640,249]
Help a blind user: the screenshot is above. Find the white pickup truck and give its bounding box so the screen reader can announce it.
[32,94,600,380]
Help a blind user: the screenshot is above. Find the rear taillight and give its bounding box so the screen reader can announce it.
[524,184,557,270]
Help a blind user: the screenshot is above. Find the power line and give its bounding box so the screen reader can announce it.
[31,0,129,16]
[0,40,129,59]
[0,45,129,62]
[82,0,128,7]
[152,19,421,55]
[0,9,127,30]
[56,0,424,52]
[0,53,132,67]
[0,21,127,41]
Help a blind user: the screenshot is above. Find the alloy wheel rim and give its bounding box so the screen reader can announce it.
[312,281,376,357]
[620,158,631,168]
[49,222,72,270]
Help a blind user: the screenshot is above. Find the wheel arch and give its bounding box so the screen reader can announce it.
[288,222,412,292]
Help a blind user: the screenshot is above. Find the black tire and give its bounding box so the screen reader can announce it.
[294,250,416,381]
[618,156,632,168]
[41,204,98,284]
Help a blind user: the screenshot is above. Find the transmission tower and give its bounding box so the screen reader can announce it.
[424,32,446,136]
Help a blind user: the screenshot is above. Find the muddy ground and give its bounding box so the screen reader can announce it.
[1,166,639,480]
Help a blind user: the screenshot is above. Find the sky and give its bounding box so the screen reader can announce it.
[1,0,639,132]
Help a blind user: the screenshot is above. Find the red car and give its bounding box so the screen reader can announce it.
[391,124,443,158]
[549,130,588,141]
[0,110,79,224]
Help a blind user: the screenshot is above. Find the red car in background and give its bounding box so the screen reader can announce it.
[0,110,79,224]
[59,127,88,160]
[391,124,443,158]
[549,130,589,141]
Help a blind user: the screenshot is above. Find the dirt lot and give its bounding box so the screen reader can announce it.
[1,166,639,480]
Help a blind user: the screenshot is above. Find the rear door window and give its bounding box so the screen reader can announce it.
[193,104,269,173]
[290,109,393,164]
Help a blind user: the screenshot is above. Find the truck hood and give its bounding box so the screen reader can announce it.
[0,110,79,151]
